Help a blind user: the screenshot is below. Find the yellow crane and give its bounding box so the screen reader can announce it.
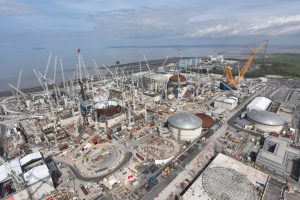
[224,40,268,89]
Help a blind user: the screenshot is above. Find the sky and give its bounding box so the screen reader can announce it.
[0,0,300,78]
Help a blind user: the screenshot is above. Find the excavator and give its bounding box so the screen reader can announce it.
[221,40,268,90]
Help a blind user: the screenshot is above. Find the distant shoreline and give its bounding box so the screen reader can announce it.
[1,52,299,97]
[108,44,300,49]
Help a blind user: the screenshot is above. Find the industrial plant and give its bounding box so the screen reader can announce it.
[0,40,300,200]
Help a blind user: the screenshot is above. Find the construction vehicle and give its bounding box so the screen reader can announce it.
[164,167,172,174]
[221,40,268,90]
[79,184,90,195]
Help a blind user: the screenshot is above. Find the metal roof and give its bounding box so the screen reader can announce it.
[224,99,236,104]
[247,97,271,111]
[20,152,43,167]
[0,159,22,183]
[247,110,285,126]
[168,112,202,130]
[257,136,300,165]
[23,164,50,185]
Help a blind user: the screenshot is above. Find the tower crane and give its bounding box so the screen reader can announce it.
[223,40,268,89]
[8,73,27,100]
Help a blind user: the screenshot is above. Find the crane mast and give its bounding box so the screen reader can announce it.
[223,40,268,89]
[224,66,235,86]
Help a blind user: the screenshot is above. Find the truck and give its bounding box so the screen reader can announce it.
[79,184,89,195]
[136,153,145,161]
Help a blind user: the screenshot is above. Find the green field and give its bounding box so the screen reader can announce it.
[251,53,300,79]
[210,53,300,79]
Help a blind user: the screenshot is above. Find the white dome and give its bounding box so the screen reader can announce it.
[168,112,202,130]
[95,100,119,109]
[247,110,285,126]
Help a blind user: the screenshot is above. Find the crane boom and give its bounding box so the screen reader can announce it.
[53,56,57,82]
[236,52,257,83]
[143,55,151,76]
[17,71,22,90]
[60,59,66,89]
[224,66,235,86]
[44,52,52,77]
[236,40,268,84]
[8,84,27,97]
[223,40,268,88]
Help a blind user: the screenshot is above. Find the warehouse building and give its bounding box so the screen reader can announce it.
[23,164,55,198]
[19,151,43,168]
[0,152,55,200]
[247,97,271,112]
[168,112,202,141]
[214,96,238,110]
[256,136,300,182]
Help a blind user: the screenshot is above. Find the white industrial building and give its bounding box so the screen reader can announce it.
[168,112,203,141]
[23,164,51,185]
[0,159,22,183]
[19,152,43,167]
[214,96,238,110]
[103,175,120,189]
[246,110,285,133]
[23,164,55,199]
[209,54,224,63]
[6,167,55,200]
[256,136,300,181]
[247,97,271,112]
[0,152,55,200]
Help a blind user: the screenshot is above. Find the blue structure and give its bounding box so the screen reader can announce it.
[178,58,198,68]
[80,102,92,114]
[219,81,233,90]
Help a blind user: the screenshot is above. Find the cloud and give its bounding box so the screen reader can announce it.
[248,15,300,31]
[52,0,106,13]
[184,15,300,38]
[186,24,233,38]
[90,8,173,28]
[1,0,300,45]
[0,0,36,16]
[271,25,300,36]
[88,7,191,40]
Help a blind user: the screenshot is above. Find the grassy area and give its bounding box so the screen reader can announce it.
[210,53,300,79]
[251,53,300,78]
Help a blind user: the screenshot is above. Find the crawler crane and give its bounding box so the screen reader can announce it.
[222,40,268,89]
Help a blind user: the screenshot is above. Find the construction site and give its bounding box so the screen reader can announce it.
[0,40,300,200]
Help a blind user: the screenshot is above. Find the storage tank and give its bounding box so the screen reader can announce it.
[246,110,285,132]
[94,100,122,117]
[168,112,202,141]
